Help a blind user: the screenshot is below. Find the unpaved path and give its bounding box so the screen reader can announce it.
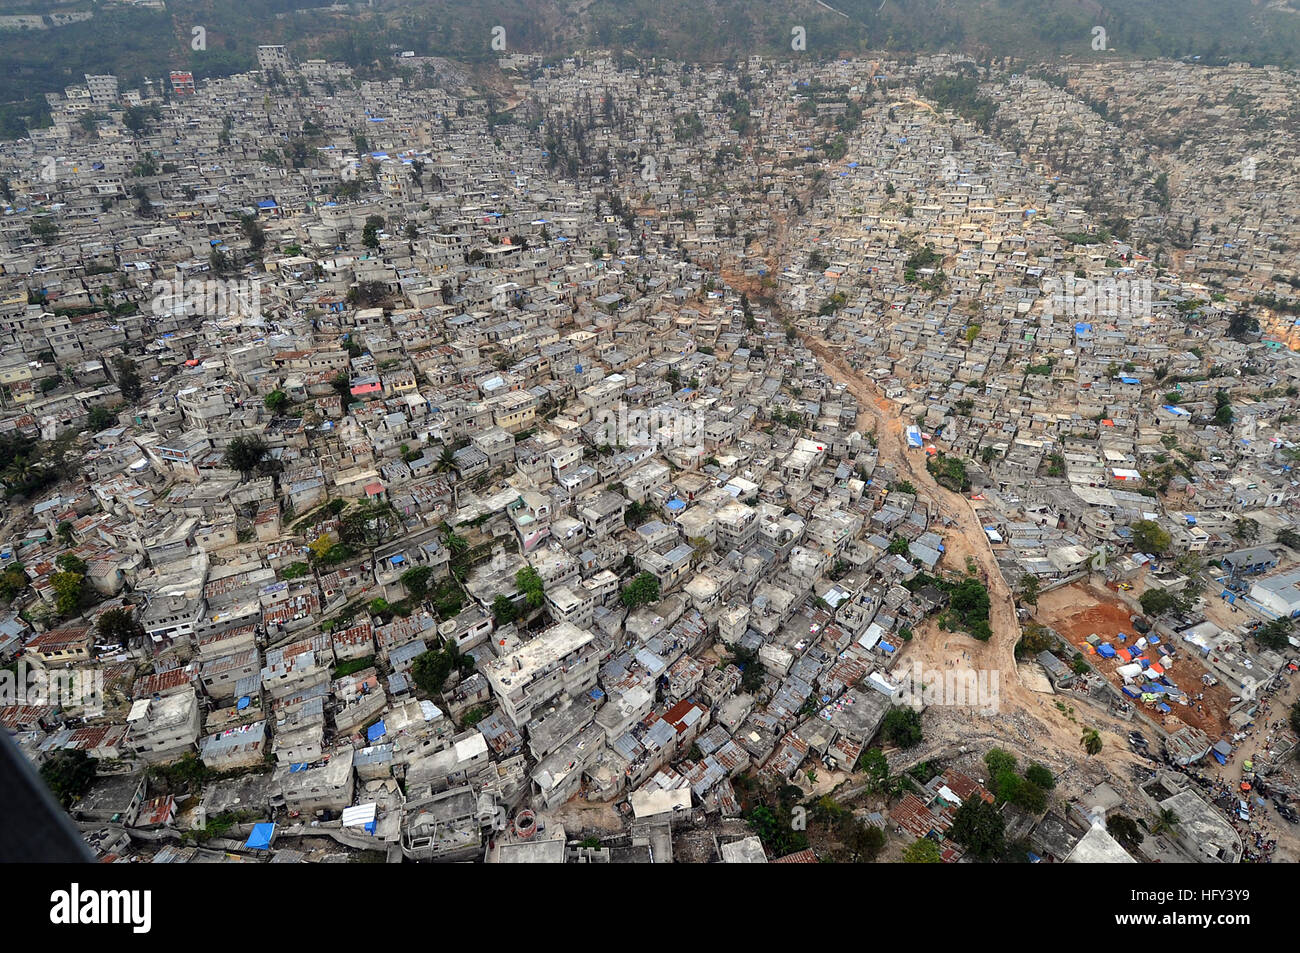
[800,330,1145,788]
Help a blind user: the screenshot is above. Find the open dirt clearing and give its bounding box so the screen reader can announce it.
[1034,582,1234,738]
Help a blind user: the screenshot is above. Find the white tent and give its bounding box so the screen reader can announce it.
[341,803,377,828]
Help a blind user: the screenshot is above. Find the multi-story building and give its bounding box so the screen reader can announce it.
[483,621,600,727]
[84,74,119,106]
[126,689,203,764]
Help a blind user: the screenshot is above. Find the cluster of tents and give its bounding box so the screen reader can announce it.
[1083,631,1182,714]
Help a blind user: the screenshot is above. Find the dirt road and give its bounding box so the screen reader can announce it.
[802,333,1021,680]
[800,331,1147,787]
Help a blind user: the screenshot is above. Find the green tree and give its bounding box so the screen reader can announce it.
[984,747,1017,778]
[1276,529,1300,551]
[400,565,434,600]
[86,406,115,431]
[362,214,384,249]
[51,571,85,617]
[1012,778,1048,813]
[340,499,400,550]
[1255,617,1293,651]
[1139,588,1178,617]
[1130,520,1171,555]
[881,707,923,749]
[1213,390,1234,427]
[39,749,97,807]
[1081,727,1103,758]
[0,561,27,601]
[1151,807,1180,837]
[1106,813,1144,852]
[31,216,60,245]
[331,372,352,401]
[844,819,886,862]
[516,566,545,610]
[96,607,144,646]
[411,647,454,697]
[1017,573,1040,607]
[727,644,767,693]
[902,838,942,863]
[439,523,469,558]
[492,594,518,625]
[240,214,266,255]
[948,795,1006,861]
[1025,763,1055,790]
[993,768,1023,804]
[113,356,142,402]
[264,390,289,414]
[620,572,661,609]
[223,435,269,481]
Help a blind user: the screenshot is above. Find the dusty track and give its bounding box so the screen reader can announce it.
[800,331,1146,785]
[802,333,1021,681]
[752,156,1153,797]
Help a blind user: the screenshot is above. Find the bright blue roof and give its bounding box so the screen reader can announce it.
[246,823,275,849]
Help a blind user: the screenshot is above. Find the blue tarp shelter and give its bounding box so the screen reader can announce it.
[246,823,276,850]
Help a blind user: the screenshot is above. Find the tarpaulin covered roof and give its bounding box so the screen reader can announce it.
[342,803,376,828]
[246,823,275,850]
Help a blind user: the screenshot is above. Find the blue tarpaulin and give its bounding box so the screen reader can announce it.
[246,823,275,850]
[367,720,386,742]
[1097,644,1117,658]
[1213,750,1228,765]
